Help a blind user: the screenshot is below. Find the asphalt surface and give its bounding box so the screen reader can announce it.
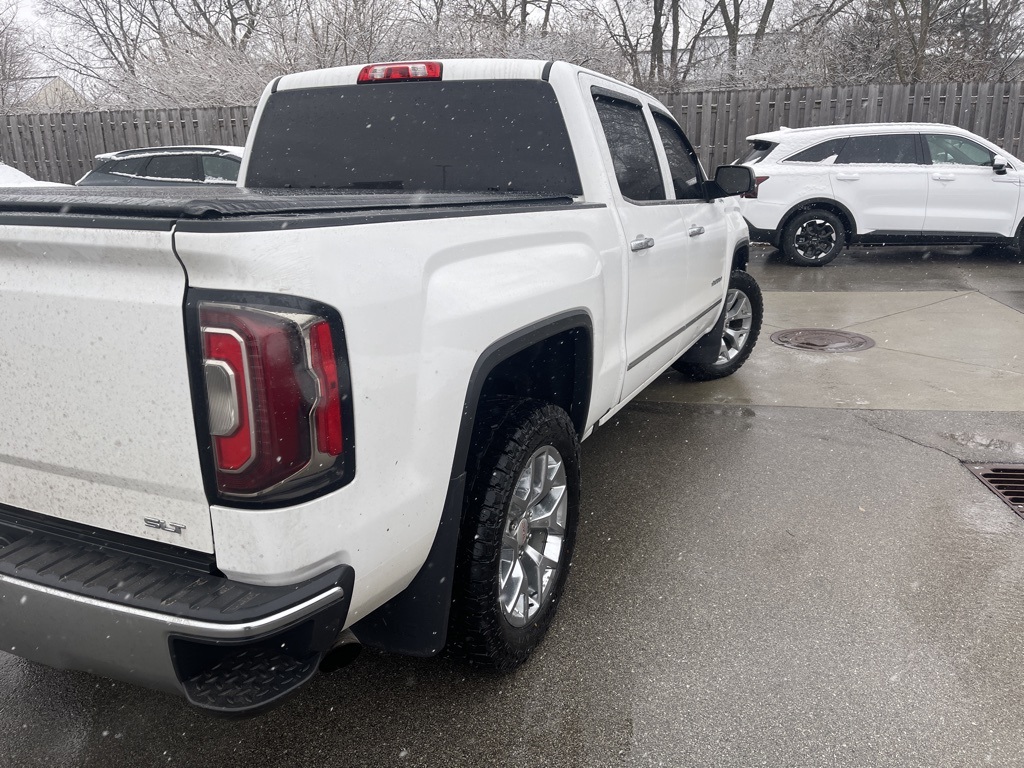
[2,244,1023,767]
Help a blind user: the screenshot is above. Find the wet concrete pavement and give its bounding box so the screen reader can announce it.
[2,245,1023,767]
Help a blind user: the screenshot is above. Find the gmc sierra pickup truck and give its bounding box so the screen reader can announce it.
[0,59,761,714]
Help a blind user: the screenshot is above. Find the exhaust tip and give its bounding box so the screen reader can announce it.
[319,631,362,674]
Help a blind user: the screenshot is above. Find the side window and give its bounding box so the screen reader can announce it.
[652,112,704,201]
[784,138,848,164]
[202,156,241,183]
[925,135,995,166]
[143,155,200,181]
[835,134,918,164]
[106,157,147,176]
[592,93,666,202]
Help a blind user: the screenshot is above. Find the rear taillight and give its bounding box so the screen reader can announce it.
[191,294,354,505]
[357,61,442,83]
[741,176,770,199]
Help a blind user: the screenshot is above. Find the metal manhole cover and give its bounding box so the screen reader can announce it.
[966,464,1024,518]
[770,328,875,353]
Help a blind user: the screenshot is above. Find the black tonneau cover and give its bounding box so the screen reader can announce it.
[0,186,574,220]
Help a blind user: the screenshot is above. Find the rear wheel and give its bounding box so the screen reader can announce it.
[782,209,846,266]
[673,270,763,381]
[448,400,580,669]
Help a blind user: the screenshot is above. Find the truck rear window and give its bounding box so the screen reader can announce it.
[246,80,583,195]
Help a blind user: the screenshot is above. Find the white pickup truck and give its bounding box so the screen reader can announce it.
[0,59,761,714]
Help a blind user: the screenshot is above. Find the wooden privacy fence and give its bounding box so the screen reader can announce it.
[0,106,256,184]
[2,81,1023,184]
[659,81,1024,170]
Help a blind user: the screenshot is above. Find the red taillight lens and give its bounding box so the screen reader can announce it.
[309,320,343,456]
[741,176,770,199]
[357,61,442,83]
[203,329,253,471]
[196,300,352,503]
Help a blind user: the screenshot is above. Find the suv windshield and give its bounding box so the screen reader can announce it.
[246,80,582,194]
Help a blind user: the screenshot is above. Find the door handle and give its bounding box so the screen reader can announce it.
[688,225,706,237]
[835,173,860,181]
[932,172,956,181]
[630,236,655,252]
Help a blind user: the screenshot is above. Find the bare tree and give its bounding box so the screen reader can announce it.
[0,2,34,110]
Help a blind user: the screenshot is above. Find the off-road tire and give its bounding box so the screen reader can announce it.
[448,399,580,670]
[673,270,763,381]
[782,208,846,266]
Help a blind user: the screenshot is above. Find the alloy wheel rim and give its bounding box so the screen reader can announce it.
[793,219,837,260]
[716,288,753,365]
[499,445,568,627]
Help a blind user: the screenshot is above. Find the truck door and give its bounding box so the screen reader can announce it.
[582,76,718,399]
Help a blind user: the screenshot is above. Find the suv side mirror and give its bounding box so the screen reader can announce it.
[707,165,755,198]
[992,155,1008,175]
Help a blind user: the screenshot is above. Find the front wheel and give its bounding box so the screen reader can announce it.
[448,400,581,670]
[782,209,846,266]
[673,270,763,381]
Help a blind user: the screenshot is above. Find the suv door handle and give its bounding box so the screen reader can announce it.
[688,225,706,237]
[835,173,860,181]
[932,172,956,181]
[630,236,655,252]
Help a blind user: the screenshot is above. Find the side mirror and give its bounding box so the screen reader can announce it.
[707,165,755,199]
[993,155,1008,175]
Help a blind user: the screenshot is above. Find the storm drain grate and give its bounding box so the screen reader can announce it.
[965,464,1024,518]
[770,328,875,353]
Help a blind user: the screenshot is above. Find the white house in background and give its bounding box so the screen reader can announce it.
[16,77,86,112]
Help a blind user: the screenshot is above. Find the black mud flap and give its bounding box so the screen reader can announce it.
[679,302,727,367]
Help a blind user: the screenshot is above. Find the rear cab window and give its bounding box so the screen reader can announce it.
[246,80,582,195]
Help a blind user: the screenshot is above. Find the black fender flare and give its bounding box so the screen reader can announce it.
[351,310,594,656]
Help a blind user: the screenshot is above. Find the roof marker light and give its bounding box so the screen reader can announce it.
[357,62,442,83]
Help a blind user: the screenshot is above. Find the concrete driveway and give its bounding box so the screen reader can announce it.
[2,245,1022,768]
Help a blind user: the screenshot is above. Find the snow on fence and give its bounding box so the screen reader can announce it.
[1,81,1022,184]
[660,81,1024,170]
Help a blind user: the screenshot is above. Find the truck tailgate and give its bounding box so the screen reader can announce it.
[0,223,213,552]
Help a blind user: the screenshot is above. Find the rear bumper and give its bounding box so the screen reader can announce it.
[0,507,353,714]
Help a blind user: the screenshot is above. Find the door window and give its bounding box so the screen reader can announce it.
[143,155,200,181]
[925,135,996,166]
[592,93,666,202]
[105,157,147,176]
[202,155,241,183]
[784,138,848,164]
[652,112,704,200]
[835,135,918,164]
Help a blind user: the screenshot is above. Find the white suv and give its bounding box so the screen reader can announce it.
[737,123,1024,266]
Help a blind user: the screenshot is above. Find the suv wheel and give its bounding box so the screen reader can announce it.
[449,399,581,669]
[782,209,846,266]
